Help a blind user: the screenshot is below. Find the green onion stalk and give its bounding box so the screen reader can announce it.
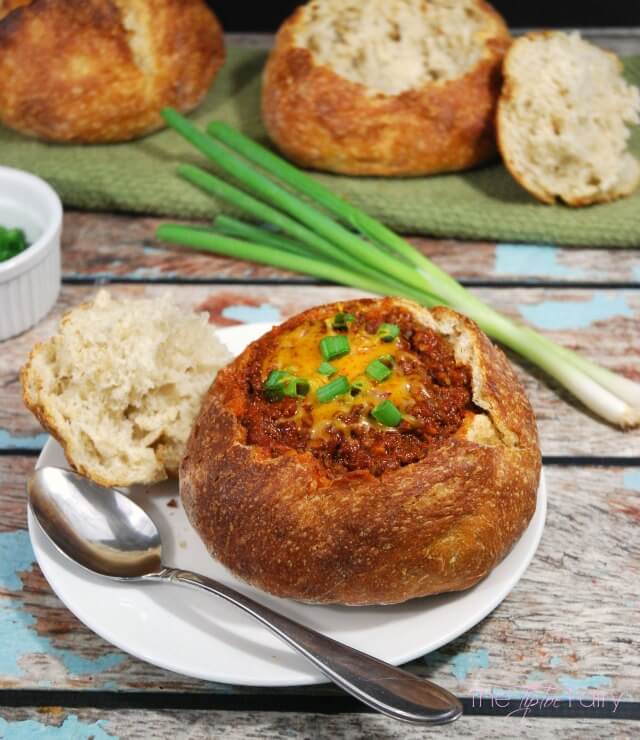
[156,108,640,429]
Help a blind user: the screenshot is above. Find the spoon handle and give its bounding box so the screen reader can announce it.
[159,567,462,725]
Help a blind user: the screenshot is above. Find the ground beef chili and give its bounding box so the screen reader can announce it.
[241,306,475,478]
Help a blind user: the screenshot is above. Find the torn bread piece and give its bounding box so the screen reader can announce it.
[21,290,231,487]
[497,31,640,206]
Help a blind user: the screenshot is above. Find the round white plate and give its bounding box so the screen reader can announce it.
[29,323,547,687]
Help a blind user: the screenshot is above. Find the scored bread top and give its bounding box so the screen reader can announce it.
[21,291,231,487]
[0,0,225,143]
[497,31,640,206]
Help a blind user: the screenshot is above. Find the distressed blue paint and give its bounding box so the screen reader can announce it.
[0,429,48,451]
[128,267,179,281]
[0,532,125,680]
[633,265,640,282]
[558,674,612,692]
[550,656,563,667]
[57,651,125,676]
[0,601,41,677]
[0,715,117,739]
[449,649,490,681]
[623,470,640,491]
[222,303,282,324]
[0,531,34,591]
[519,293,633,330]
[525,670,547,685]
[495,244,579,278]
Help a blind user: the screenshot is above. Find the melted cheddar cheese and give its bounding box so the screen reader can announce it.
[261,319,430,442]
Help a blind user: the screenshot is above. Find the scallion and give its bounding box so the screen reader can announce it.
[350,377,369,396]
[377,323,400,342]
[316,375,350,403]
[157,110,640,429]
[320,335,350,361]
[333,312,355,329]
[264,370,290,389]
[263,370,308,400]
[372,400,403,427]
[366,359,392,383]
[318,362,337,376]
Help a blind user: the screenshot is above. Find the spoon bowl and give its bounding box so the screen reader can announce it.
[29,467,162,578]
[28,466,462,726]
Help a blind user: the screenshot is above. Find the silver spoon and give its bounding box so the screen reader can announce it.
[28,466,462,725]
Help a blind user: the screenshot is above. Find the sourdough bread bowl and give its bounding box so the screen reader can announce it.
[261,0,511,176]
[0,0,225,143]
[497,31,640,206]
[181,298,541,606]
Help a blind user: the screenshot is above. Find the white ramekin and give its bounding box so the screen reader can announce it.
[0,166,62,341]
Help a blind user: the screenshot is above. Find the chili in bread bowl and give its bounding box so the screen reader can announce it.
[180,298,541,605]
[261,0,511,176]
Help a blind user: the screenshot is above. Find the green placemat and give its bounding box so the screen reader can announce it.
[1,48,639,246]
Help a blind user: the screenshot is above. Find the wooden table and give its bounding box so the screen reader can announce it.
[1,30,639,740]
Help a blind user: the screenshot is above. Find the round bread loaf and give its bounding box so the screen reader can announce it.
[497,31,640,206]
[180,298,541,606]
[0,0,225,143]
[261,0,511,176]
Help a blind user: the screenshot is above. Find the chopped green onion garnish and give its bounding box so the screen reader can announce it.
[281,378,299,397]
[263,370,308,400]
[318,362,337,376]
[320,334,350,361]
[332,312,355,329]
[264,386,285,402]
[379,353,395,367]
[294,378,310,396]
[366,359,392,383]
[378,323,400,342]
[350,377,369,397]
[371,400,403,427]
[0,225,29,263]
[316,375,350,403]
[264,369,291,389]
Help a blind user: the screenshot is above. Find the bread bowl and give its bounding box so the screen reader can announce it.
[261,0,511,176]
[497,31,640,206]
[181,298,541,605]
[0,0,225,143]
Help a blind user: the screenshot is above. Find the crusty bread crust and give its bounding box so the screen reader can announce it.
[497,31,640,206]
[180,298,541,606]
[0,0,225,143]
[261,1,511,176]
[20,299,121,486]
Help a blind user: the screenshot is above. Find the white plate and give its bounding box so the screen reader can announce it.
[28,323,547,687]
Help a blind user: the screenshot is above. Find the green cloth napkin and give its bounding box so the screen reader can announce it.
[1,48,639,246]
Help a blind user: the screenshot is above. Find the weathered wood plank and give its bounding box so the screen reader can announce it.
[2,455,639,702]
[0,707,638,739]
[2,284,639,456]
[61,211,640,285]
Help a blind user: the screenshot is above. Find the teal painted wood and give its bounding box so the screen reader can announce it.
[60,212,640,285]
[3,284,639,456]
[1,457,639,702]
